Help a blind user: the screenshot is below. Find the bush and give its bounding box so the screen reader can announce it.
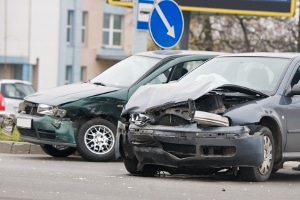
[0,127,23,142]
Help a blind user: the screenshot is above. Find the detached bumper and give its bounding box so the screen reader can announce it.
[118,122,264,170]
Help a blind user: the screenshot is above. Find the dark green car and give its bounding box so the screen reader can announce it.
[15,50,225,162]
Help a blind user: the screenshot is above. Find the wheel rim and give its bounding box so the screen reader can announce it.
[84,125,115,154]
[258,135,273,175]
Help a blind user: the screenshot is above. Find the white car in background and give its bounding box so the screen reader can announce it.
[0,79,35,134]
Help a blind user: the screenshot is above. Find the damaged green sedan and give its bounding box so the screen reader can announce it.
[15,50,223,161]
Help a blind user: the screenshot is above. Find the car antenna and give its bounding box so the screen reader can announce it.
[252,25,272,52]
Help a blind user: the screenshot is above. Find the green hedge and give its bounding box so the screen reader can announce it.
[0,127,23,142]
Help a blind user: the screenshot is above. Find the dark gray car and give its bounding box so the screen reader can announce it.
[116,52,300,182]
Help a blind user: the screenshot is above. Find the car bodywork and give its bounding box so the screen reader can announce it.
[116,52,300,181]
[15,50,224,161]
[0,79,35,135]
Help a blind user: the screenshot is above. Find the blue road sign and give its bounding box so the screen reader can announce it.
[149,0,184,49]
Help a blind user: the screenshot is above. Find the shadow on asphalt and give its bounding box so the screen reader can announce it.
[125,168,300,182]
[15,154,123,163]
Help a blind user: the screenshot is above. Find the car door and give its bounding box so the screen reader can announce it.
[285,64,300,152]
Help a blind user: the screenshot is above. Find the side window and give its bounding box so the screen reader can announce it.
[169,60,205,82]
[148,60,205,85]
[291,66,300,87]
[149,68,172,85]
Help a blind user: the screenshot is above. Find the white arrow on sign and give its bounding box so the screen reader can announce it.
[154,2,175,38]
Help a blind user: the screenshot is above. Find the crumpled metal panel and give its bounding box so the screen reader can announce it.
[122,81,268,116]
[24,82,119,106]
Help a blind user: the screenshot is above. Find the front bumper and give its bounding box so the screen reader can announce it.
[16,114,77,147]
[117,121,264,171]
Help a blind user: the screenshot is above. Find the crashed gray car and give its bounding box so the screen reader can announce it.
[116,52,300,182]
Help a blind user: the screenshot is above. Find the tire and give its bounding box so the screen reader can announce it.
[40,145,76,157]
[76,118,116,162]
[239,126,274,182]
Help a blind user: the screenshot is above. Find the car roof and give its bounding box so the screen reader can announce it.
[216,52,300,59]
[0,79,33,85]
[135,50,229,59]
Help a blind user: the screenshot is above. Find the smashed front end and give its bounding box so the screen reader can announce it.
[117,81,266,174]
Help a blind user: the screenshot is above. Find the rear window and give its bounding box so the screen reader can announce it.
[1,83,35,99]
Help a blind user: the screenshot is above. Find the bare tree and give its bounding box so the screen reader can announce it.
[189,13,298,52]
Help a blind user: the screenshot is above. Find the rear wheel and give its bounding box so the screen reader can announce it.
[239,126,274,182]
[41,145,76,157]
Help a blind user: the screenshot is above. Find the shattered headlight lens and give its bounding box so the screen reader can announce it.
[130,113,150,126]
[37,104,66,117]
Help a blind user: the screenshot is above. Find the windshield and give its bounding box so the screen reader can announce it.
[180,56,290,95]
[91,55,161,87]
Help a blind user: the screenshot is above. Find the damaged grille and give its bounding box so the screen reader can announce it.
[157,115,190,126]
[200,146,236,157]
[18,128,56,140]
[160,141,196,158]
[18,128,37,138]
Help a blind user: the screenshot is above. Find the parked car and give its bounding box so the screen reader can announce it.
[0,79,35,134]
[15,50,225,161]
[116,52,300,182]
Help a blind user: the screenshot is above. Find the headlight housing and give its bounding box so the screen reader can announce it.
[130,113,150,126]
[37,104,66,117]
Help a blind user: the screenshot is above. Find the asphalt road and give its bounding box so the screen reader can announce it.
[1,153,300,200]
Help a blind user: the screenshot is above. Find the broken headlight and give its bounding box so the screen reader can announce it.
[37,104,66,117]
[130,113,150,126]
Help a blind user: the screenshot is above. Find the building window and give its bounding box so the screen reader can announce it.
[82,12,88,45]
[102,14,122,48]
[65,65,73,84]
[81,66,87,82]
[66,10,74,45]
[13,65,22,80]
[0,65,3,79]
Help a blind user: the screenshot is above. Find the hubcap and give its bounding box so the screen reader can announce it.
[84,125,114,154]
[258,135,273,175]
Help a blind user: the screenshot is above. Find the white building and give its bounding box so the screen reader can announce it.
[0,0,140,91]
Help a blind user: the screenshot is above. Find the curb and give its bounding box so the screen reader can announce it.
[0,141,45,154]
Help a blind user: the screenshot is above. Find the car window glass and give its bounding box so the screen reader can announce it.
[291,66,300,87]
[149,60,205,85]
[3,83,35,99]
[149,68,172,84]
[91,55,160,87]
[180,57,290,95]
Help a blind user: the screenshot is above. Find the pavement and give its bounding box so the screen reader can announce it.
[0,140,46,155]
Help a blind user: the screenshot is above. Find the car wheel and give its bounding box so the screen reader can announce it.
[76,118,116,162]
[239,126,274,182]
[40,145,76,157]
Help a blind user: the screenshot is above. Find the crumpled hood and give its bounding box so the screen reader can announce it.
[24,82,120,106]
[122,81,268,115]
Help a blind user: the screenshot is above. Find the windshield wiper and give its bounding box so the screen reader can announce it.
[93,82,106,86]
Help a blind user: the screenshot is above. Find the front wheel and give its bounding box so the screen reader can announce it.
[239,126,274,182]
[40,145,76,157]
[76,118,116,162]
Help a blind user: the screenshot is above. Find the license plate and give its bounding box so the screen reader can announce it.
[17,118,32,129]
